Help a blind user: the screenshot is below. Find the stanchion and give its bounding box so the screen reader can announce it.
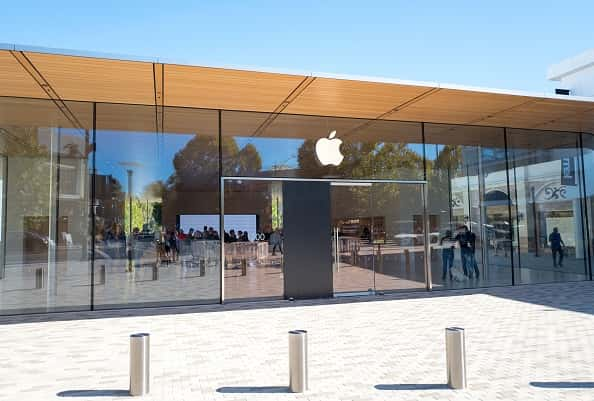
[241,259,247,276]
[404,248,411,273]
[152,266,159,281]
[289,330,308,393]
[446,327,466,389]
[35,268,44,289]
[129,333,150,396]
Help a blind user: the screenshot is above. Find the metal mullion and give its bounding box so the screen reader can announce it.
[503,128,516,286]
[90,102,97,310]
[218,110,225,303]
[578,133,592,280]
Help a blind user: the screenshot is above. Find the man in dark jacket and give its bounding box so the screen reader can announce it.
[549,227,565,268]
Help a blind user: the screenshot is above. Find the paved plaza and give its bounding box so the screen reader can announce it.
[2,281,594,400]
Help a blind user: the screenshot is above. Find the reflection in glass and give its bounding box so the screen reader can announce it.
[331,182,426,294]
[425,124,513,289]
[507,129,588,284]
[223,179,284,301]
[584,134,594,278]
[222,111,423,180]
[0,97,93,314]
[93,104,220,308]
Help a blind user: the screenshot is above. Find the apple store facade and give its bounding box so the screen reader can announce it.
[1,46,594,315]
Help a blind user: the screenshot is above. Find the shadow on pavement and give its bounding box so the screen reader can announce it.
[3,281,594,325]
[57,389,129,397]
[375,383,449,390]
[530,381,594,389]
[216,386,290,393]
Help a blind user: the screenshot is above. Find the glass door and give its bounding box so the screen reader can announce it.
[331,181,428,295]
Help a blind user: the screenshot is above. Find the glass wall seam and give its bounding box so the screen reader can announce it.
[90,102,97,310]
[579,133,593,280]
[503,128,516,285]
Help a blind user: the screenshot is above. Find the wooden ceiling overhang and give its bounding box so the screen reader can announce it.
[1,48,593,135]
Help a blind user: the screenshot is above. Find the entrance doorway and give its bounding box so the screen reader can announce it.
[220,177,430,302]
[331,182,429,295]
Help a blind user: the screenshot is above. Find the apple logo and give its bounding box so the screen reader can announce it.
[315,130,344,166]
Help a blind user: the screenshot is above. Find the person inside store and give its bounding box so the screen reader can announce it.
[549,227,565,268]
[270,228,283,255]
[361,226,371,241]
[455,225,479,278]
[440,229,455,280]
[227,229,238,243]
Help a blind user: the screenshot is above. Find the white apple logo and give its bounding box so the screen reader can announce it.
[315,130,344,166]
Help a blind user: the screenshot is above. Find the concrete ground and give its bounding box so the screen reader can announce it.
[2,281,594,400]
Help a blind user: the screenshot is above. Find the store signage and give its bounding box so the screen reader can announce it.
[315,130,344,166]
[561,157,576,186]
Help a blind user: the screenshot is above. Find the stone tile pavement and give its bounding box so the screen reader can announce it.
[2,282,594,400]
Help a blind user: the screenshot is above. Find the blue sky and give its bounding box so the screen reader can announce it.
[2,1,593,92]
[4,1,594,191]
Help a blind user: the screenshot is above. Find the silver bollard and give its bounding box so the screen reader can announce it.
[98,265,106,285]
[446,327,466,389]
[35,268,44,289]
[289,330,308,393]
[152,266,159,281]
[129,333,150,396]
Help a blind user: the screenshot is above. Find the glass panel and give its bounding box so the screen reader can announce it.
[425,124,513,289]
[0,97,93,314]
[331,182,426,294]
[508,129,588,284]
[94,103,220,308]
[223,179,284,301]
[580,133,593,278]
[331,183,374,294]
[221,111,423,180]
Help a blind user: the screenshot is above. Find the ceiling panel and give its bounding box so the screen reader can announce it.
[165,64,305,111]
[25,52,155,105]
[385,88,531,125]
[0,96,93,129]
[283,77,433,119]
[0,51,48,99]
[480,99,594,131]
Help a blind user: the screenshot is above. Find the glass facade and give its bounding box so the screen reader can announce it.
[0,95,592,314]
[425,124,513,289]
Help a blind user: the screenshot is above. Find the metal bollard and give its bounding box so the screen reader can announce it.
[98,265,106,285]
[446,327,466,389]
[241,259,247,276]
[152,266,159,281]
[289,330,308,393]
[35,268,44,289]
[129,333,150,396]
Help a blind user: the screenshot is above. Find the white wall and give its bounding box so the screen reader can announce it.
[548,49,594,97]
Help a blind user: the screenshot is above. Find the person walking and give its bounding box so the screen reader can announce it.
[440,230,455,280]
[549,227,565,268]
[270,228,283,256]
[456,225,479,278]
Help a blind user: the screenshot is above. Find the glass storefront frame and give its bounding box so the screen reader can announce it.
[0,95,592,315]
[220,176,431,301]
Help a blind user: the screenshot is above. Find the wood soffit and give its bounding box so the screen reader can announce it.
[0,49,593,134]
